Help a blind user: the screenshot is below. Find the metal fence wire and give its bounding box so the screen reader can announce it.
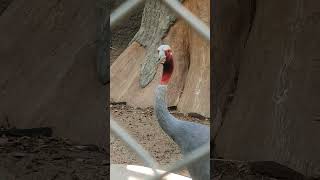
[110,0,210,179]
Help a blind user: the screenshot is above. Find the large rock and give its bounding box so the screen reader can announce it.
[0,0,107,147]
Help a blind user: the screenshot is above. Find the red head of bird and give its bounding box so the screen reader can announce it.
[157,45,174,85]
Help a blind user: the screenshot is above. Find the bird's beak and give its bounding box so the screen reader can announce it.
[158,57,166,65]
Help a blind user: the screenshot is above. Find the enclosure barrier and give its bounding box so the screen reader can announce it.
[110,0,210,179]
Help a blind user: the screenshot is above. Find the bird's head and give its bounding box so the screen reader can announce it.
[157,45,173,64]
[157,45,174,85]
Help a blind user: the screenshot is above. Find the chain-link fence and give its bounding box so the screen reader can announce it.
[110,0,210,179]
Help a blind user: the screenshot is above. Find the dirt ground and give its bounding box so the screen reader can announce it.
[110,103,210,177]
[110,104,182,165]
[0,135,108,180]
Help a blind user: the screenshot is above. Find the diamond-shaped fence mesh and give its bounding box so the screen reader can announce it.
[110,0,210,179]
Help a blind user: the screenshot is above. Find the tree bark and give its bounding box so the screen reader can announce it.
[214,0,320,177]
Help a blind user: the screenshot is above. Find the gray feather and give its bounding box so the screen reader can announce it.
[154,85,210,180]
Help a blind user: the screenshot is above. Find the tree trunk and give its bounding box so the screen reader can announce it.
[0,0,107,147]
[110,0,210,118]
[214,0,320,177]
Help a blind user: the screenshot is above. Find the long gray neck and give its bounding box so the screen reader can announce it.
[154,85,179,139]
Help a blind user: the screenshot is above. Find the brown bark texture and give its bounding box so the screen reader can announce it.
[0,0,107,147]
[214,0,320,177]
[111,0,210,118]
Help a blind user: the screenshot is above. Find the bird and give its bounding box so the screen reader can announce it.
[154,45,210,180]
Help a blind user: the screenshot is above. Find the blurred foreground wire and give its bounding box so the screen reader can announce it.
[110,0,145,29]
[162,0,210,42]
[110,117,159,175]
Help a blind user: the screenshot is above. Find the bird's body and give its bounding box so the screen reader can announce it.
[153,45,210,180]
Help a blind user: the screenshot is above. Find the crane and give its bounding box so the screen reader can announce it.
[154,45,210,180]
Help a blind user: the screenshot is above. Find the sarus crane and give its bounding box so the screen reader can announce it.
[154,45,210,180]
